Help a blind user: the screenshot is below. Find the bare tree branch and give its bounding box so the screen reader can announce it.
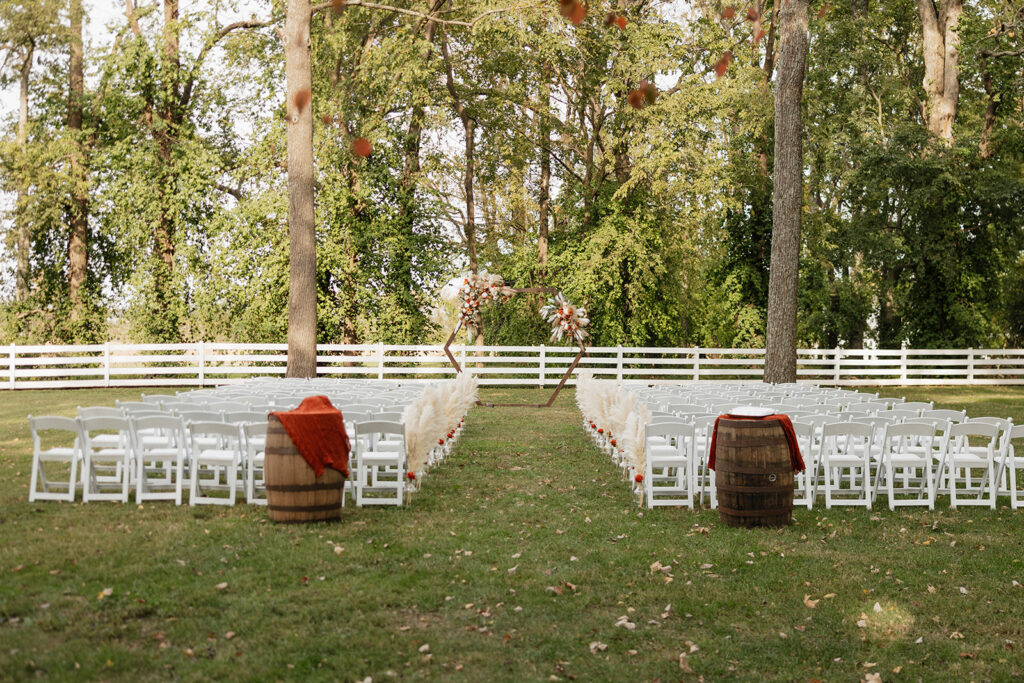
[311,0,535,27]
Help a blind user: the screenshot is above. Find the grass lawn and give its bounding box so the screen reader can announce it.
[2,385,1023,681]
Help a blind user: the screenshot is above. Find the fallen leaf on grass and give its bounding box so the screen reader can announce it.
[864,674,882,683]
[614,615,636,630]
[679,652,692,673]
[950,631,965,639]
[927,585,936,593]
[1012,580,1021,588]
[873,602,882,613]
[98,587,113,600]
[959,586,968,595]
[823,593,837,599]
[959,652,976,659]
[589,641,607,654]
[215,582,228,590]
[419,643,430,653]
[225,631,236,640]
[803,594,819,608]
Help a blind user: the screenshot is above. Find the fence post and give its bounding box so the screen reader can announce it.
[198,341,206,387]
[377,342,385,380]
[8,344,15,390]
[103,342,111,388]
[967,348,975,382]
[832,347,842,386]
[900,348,907,384]
[616,345,623,381]
[692,346,700,382]
[538,344,546,388]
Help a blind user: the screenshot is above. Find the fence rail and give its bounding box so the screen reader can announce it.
[4,343,1024,390]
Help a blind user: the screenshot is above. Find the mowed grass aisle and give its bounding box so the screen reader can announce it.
[1,387,1023,681]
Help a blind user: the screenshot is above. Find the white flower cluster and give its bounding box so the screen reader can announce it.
[458,270,509,324]
[540,292,589,344]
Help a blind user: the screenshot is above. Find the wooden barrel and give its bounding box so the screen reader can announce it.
[265,416,346,523]
[715,418,794,528]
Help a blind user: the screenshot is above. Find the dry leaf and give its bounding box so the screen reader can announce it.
[589,641,607,654]
[950,631,965,639]
[679,652,692,673]
[215,582,228,590]
[803,594,819,608]
[419,644,430,653]
[873,602,882,612]
[864,674,882,683]
[927,585,936,593]
[225,631,236,640]
[959,586,968,595]
[98,587,113,600]
[746,7,760,21]
[823,593,837,599]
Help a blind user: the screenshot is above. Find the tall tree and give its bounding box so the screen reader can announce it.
[918,0,962,141]
[764,0,809,383]
[67,0,88,320]
[284,0,317,377]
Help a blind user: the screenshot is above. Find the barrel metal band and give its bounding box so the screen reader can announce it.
[715,462,792,475]
[716,482,794,494]
[717,504,794,517]
[266,483,344,493]
[717,437,786,448]
[267,502,342,513]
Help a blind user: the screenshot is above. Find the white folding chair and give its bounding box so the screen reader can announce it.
[353,420,406,506]
[28,416,82,502]
[79,416,133,503]
[188,421,244,506]
[643,422,696,508]
[815,422,875,508]
[692,415,717,507]
[132,415,187,505]
[937,422,1000,509]
[791,421,815,509]
[242,422,268,506]
[994,423,1023,509]
[873,423,936,510]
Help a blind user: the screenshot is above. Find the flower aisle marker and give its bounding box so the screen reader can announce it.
[442,272,589,409]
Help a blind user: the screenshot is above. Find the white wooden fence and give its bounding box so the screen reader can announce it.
[4,343,1024,390]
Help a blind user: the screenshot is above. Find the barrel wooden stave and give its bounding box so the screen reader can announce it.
[715,419,794,528]
[265,416,346,523]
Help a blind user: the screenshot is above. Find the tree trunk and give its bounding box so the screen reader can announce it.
[764,0,809,384]
[151,0,180,340]
[68,0,88,321]
[979,52,997,159]
[284,0,318,378]
[537,66,551,280]
[917,0,961,141]
[15,41,34,302]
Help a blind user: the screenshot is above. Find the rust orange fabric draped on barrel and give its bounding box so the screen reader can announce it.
[270,396,351,478]
[708,414,805,472]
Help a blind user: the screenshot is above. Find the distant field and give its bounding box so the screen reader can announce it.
[2,385,1023,681]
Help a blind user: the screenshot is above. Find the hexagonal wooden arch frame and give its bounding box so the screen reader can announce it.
[443,287,589,408]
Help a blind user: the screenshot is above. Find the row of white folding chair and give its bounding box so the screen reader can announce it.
[797,419,1015,510]
[28,415,255,506]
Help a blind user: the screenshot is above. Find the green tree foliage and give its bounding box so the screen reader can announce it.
[0,0,1022,349]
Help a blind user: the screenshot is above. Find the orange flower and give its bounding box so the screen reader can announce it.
[352,137,373,158]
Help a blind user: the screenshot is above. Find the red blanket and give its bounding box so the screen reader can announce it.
[270,396,351,478]
[708,414,805,472]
